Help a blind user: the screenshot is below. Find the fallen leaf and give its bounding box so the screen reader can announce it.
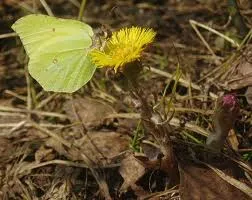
[64,97,115,130]
[119,154,146,193]
[227,129,239,151]
[69,131,130,165]
[245,86,252,105]
[35,145,55,163]
[45,138,69,159]
[225,45,252,90]
[179,160,250,200]
[141,142,162,161]
[135,143,179,184]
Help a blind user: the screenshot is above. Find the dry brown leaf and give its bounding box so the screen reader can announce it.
[35,145,55,163]
[205,163,252,198]
[45,138,69,158]
[141,142,162,161]
[64,97,115,130]
[228,74,252,90]
[0,137,12,156]
[45,130,129,165]
[245,86,252,105]
[69,131,129,165]
[179,161,250,200]
[238,0,252,28]
[135,143,179,184]
[119,154,146,193]
[225,45,252,90]
[227,129,239,151]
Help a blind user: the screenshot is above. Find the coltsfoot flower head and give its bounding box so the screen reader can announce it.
[90,27,156,72]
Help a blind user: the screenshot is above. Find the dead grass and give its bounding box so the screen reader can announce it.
[0,0,251,199]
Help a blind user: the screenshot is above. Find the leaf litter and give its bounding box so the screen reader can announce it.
[0,0,252,199]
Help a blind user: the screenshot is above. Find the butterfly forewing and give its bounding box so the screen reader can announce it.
[12,14,96,93]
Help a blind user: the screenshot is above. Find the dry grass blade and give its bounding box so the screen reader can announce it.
[78,0,87,20]
[148,66,218,99]
[35,93,58,109]
[39,0,54,16]
[16,159,120,172]
[79,153,112,200]
[7,120,26,135]
[8,0,38,13]
[140,186,179,200]
[4,90,27,102]
[107,113,210,137]
[0,32,17,39]
[31,122,112,199]
[189,19,240,48]
[31,122,72,148]
[69,0,80,7]
[189,20,217,57]
[25,64,32,120]
[225,156,252,175]
[16,178,33,200]
[0,105,68,119]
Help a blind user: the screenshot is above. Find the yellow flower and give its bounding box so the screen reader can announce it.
[90,27,156,72]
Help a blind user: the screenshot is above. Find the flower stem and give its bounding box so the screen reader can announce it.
[206,94,239,151]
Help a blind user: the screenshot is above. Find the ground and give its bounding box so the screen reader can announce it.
[0,0,251,199]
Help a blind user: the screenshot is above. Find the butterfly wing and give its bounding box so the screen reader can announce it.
[12,14,96,92]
